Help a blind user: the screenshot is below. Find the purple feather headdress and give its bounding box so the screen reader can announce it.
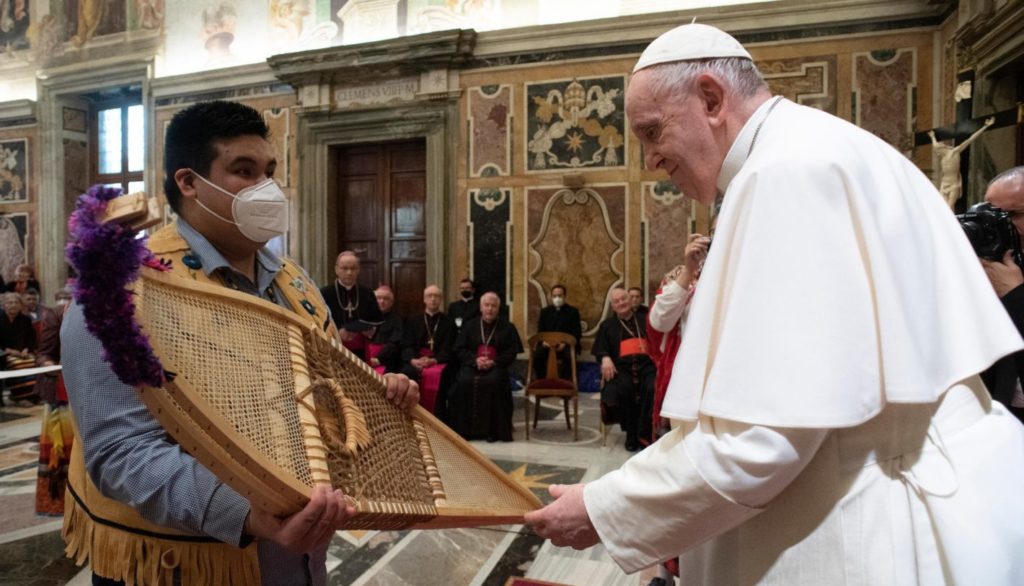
[65,185,169,388]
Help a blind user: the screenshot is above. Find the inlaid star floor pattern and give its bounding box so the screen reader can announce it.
[0,393,647,586]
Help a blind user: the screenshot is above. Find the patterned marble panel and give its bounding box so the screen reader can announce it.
[526,186,626,337]
[643,181,692,299]
[63,138,88,222]
[469,188,512,304]
[525,76,626,172]
[0,138,29,204]
[759,55,836,113]
[853,48,917,154]
[0,212,28,283]
[469,85,512,177]
[263,107,291,187]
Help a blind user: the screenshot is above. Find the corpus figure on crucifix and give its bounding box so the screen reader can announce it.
[929,116,995,208]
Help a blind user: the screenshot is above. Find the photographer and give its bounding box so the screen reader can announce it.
[980,166,1024,421]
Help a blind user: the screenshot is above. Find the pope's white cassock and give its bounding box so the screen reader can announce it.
[583,27,1024,586]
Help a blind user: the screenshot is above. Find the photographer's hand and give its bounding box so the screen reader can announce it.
[982,250,1024,297]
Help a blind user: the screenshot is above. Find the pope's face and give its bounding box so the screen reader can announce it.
[335,255,360,287]
[627,69,724,206]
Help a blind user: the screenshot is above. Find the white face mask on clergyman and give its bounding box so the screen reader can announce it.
[191,171,289,243]
[552,295,565,308]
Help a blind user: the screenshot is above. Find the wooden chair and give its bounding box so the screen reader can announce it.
[524,332,578,440]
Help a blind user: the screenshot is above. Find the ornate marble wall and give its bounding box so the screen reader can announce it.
[469,188,512,304]
[853,48,918,155]
[0,3,953,337]
[468,85,512,177]
[642,181,691,300]
[457,28,936,349]
[525,185,627,337]
[0,123,37,284]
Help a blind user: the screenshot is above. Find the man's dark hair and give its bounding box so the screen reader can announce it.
[163,101,269,214]
[459,278,476,289]
[551,284,567,295]
[628,286,644,294]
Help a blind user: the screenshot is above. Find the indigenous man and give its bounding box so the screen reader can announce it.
[446,277,479,330]
[450,292,523,442]
[534,283,582,380]
[319,251,383,361]
[593,287,655,452]
[62,101,419,586]
[368,285,403,374]
[401,285,457,414]
[526,24,1024,584]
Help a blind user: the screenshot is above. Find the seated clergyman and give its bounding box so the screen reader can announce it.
[368,285,403,374]
[594,287,656,452]
[534,283,582,380]
[401,285,456,414]
[450,292,523,442]
[319,251,383,361]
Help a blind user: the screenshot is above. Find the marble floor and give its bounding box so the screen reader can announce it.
[0,390,660,586]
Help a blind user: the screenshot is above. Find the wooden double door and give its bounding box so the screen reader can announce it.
[334,140,427,317]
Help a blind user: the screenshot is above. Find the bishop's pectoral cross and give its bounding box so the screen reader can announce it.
[428,338,435,352]
[914,71,1022,212]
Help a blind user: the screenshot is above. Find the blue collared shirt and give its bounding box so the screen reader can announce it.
[62,219,325,585]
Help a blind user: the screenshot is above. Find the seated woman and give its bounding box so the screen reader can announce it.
[1,292,38,403]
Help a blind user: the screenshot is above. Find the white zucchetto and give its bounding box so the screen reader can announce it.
[633,23,752,73]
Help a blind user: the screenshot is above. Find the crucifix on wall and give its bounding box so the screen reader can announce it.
[915,70,1022,211]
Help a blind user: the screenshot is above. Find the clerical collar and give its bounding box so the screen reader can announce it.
[717,96,786,194]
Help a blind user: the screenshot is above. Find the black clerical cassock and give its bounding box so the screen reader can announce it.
[534,302,582,379]
[401,311,457,415]
[319,281,383,361]
[593,312,656,450]
[450,315,523,442]
[369,310,404,373]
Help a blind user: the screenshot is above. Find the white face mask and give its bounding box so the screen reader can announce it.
[551,295,565,308]
[191,172,289,243]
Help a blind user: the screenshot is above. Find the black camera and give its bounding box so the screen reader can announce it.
[956,202,1023,267]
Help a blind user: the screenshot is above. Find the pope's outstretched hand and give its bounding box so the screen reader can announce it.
[524,484,601,550]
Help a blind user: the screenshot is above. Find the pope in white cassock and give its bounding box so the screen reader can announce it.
[525,23,1024,585]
